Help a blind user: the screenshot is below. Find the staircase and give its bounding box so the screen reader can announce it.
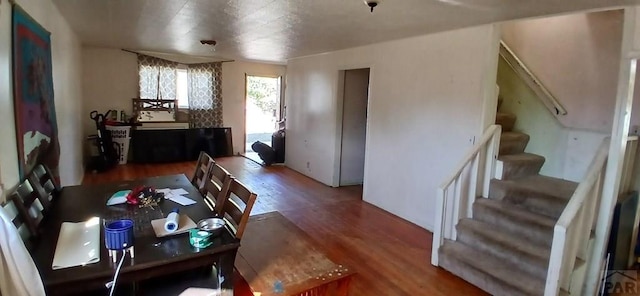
[438,111,578,295]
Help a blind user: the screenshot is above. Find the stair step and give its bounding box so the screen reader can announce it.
[439,239,545,296]
[496,153,545,180]
[473,198,556,247]
[499,132,529,155]
[456,219,550,280]
[489,175,577,218]
[495,112,516,132]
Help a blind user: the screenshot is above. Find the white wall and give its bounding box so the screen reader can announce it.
[0,0,84,202]
[80,50,286,155]
[498,57,610,182]
[285,25,499,229]
[82,48,138,137]
[498,11,635,183]
[339,68,369,186]
[222,61,286,154]
[502,10,623,133]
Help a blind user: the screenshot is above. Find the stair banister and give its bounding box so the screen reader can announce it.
[499,41,567,117]
[544,139,609,295]
[544,136,639,295]
[431,124,501,266]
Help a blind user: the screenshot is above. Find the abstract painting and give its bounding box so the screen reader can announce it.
[12,5,59,179]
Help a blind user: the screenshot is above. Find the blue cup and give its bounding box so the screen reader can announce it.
[104,219,135,250]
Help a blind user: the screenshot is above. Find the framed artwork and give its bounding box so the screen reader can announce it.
[12,5,60,179]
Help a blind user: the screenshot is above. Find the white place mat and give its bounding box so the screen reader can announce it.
[52,217,101,270]
[151,214,197,237]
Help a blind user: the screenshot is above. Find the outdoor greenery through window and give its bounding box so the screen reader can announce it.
[246,76,281,153]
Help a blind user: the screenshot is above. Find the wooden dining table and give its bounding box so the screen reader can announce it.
[30,174,240,295]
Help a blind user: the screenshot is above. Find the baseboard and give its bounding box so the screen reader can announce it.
[339,180,363,186]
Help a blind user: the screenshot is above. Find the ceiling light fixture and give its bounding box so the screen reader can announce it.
[200,40,217,51]
[364,0,380,13]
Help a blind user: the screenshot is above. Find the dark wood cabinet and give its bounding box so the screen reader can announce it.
[131,128,233,163]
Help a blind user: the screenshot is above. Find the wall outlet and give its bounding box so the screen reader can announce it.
[306,161,310,169]
[632,125,639,135]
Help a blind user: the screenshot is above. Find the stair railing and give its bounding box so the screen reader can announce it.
[544,136,638,295]
[431,124,501,266]
[499,41,567,116]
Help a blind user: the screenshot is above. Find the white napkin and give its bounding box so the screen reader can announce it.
[52,217,101,270]
[0,205,45,296]
[157,188,196,206]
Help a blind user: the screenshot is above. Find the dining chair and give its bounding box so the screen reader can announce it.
[201,163,232,213]
[191,151,215,190]
[9,179,46,238]
[218,178,257,239]
[28,164,60,210]
[1,198,34,245]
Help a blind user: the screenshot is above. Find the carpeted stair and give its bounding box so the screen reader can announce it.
[438,111,578,295]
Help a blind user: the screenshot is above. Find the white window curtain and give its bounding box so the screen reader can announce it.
[137,54,178,100]
[187,62,223,128]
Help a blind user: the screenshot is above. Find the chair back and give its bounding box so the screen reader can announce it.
[28,164,60,210]
[219,179,257,239]
[201,163,232,213]
[2,199,33,245]
[191,151,215,190]
[9,179,46,238]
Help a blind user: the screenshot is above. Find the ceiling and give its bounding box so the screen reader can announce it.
[52,0,640,63]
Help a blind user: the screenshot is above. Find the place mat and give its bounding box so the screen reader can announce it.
[52,217,100,270]
[103,205,163,236]
[151,214,197,237]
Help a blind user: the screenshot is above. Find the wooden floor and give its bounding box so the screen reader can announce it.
[83,156,488,296]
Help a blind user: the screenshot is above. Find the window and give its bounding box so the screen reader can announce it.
[176,68,189,108]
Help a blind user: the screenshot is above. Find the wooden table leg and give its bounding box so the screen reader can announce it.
[336,276,352,296]
[218,249,238,290]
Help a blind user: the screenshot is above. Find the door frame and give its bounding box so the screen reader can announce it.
[243,74,284,154]
[332,66,373,187]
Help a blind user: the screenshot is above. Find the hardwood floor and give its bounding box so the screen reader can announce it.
[83,156,488,296]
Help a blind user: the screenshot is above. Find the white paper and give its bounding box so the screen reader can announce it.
[171,188,189,196]
[168,195,196,206]
[52,217,100,270]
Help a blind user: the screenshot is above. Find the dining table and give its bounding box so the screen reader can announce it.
[29,174,240,295]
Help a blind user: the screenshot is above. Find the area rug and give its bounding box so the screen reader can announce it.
[12,4,60,179]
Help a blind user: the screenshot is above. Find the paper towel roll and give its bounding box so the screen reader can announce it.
[164,209,180,233]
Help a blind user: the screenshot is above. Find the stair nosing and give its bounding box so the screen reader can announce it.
[457,218,550,260]
[456,219,550,280]
[441,240,545,295]
[492,176,577,199]
[497,153,545,162]
[474,198,556,228]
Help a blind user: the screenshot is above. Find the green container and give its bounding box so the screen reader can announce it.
[189,229,213,249]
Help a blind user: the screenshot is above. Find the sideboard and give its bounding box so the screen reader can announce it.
[131,127,233,163]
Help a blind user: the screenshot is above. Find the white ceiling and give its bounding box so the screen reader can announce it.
[52,0,640,63]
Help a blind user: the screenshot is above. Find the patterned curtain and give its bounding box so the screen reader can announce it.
[187,62,223,128]
[137,54,178,100]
